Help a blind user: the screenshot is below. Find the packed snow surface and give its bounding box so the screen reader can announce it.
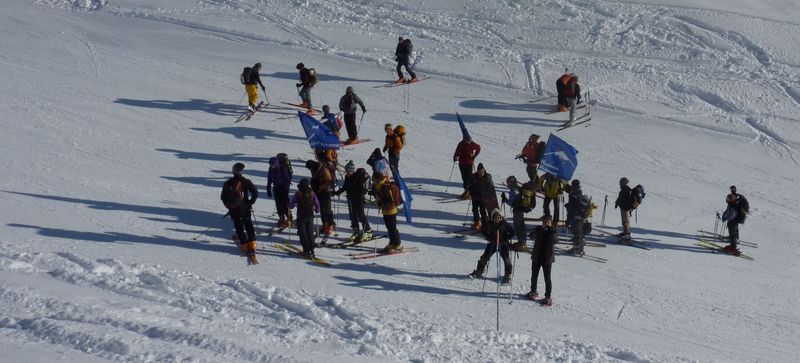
[2,0,800,361]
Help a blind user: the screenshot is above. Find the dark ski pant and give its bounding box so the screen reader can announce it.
[570,218,585,251]
[526,163,538,182]
[296,217,315,253]
[344,112,358,140]
[299,86,312,108]
[318,192,334,228]
[388,152,400,172]
[531,262,552,297]
[471,198,487,223]
[347,196,370,232]
[512,209,526,245]
[396,59,416,79]
[230,209,256,244]
[543,196,560,225]
[475,241,512,277]
[274,186,290,219]
[727,220,739,248]
[459,164,473,191]
[383,213,401,247]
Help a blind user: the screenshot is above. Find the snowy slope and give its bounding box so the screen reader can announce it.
[2,0,800,361]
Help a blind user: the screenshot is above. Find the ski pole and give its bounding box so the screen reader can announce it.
[238,91,246,105]
[445,161,456,193]
[357,112,366,136]
[635,209,638,224]
[193,212,229,240]
[508,250,518,304]
[463,200,472,228]
[601,195,608,228]
[251,208,260,235]
[495,230,501,332]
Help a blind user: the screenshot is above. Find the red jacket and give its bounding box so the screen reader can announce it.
[453,140,481,165]
[521,142,538,166]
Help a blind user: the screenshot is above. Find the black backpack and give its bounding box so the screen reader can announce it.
[631,184,646,209]
[308,68,318,86]
[240,67,251,85]
[221,178,245,208]
[534,141,546,164]
[736,194,750,223]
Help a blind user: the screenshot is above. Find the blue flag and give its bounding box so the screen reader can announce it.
[298,111,340,150]
[455,112,471,140]
[390,166,413,224]
[539,134,579,180]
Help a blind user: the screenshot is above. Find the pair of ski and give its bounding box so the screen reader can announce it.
[697,230,757,248]
[555,113,591,132]
[552,246,608,263]
[556,239,606,248]
[274,242,331,266]
[372,75,431,88]
[235,101,270,122]
[348,246,419,259]
[593,228,652,250]
[325,234,385,249]
[544,103,586,115]
[695,239,754,261]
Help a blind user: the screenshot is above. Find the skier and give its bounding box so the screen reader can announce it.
[468,208,514,284]
[453,135,481,199]
[366,147,388,176]
[221,162,259,264]
[722,185,745,255]
[526,215,556,306]
[538,173,568,226]
[614,177,634,241]
[295,62,316,114]
[467,163,495,230]
[243,63,266,112]
[565,179,586,255]
[556,72,572,112]
[373,172,403,253]
[564,74,582,124]
[394,36,417,84]
[320,105,341,137]
[500,176,527,249]
[516,133,541,182]
[336,161,373,243]
[266,153,293,229]
[288,178,320,258]
[338,86,366,144]
[306,160,335,240]
[383,123,405,172]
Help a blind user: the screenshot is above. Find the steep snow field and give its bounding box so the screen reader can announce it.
[2,0,800,361]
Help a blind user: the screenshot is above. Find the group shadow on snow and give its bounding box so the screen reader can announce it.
[114,98,245,116]
[431,111,565,128]
[458,98,555,113]
[262,72,387,84]
[191,126,306,141]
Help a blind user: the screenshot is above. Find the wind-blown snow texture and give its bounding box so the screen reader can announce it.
[2,0,799,361]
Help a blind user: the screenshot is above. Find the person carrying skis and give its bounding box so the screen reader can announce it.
[722,185,745,255]
[296,62,316,114]
[501,176,527,249]
[538,173,568,226]
[336,161,373,243]
[394,36,417,84]
[468,208,514,284]
[526,215,556,306]
[243,63,266,112]
[373,172,403,253]
[564,74,582,124]
[516,133,541,182]
[565,179,586,255]
[614,177,634,241]
[267,153,293,229]
[467,163,494,230]
[383,123,405,172]
[306,160,335,239]
[320,105,341,137]
[338,86,366,144]
[288,178,320,258]
[556,72,572,112]
[453,135,481,199]
[221,162,259,264]
[366,147,389,176]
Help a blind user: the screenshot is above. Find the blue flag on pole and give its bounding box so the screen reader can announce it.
[390,166,413,224]
[455,112,471,140]
[539,134,579,180]
[297,111,340,150]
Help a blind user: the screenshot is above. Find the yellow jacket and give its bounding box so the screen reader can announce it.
[538,177,568,199]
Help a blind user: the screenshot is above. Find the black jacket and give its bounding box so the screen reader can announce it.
[615,185,634,211]
[338,171,369,199]
[395,39,413,61]
[468,173,494,200]
[339,93,366,114]
[299,67,312,87]
[249,68,265,89]
[221,176,258,213]
[566,185,584,220]
[480,220,515,245]
[530,226,556,265]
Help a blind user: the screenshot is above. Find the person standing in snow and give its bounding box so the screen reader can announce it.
[526,215,556,306]
[267,153,293,229]
[564,74,582,124]
[516,133,541,182]
[394,36,417,84]
[538,173,568,226]
[338,86,366,144]
[306,160,335,239]
[243,63,266,112]
[614,177,634,241]
[722,185,746,255]
[288,178,320,258]
[366,147,388,176]
[221,162,259,264]
[468,209,514,284]
[565,179,586,255]
[453,135,481,199]
[296,62,316,114]
[383,123,405,172]
[467,163,495,230]
[556,72,572,112]
[336,161,373,243]
[501,176,527,249]
[373,172,403,254]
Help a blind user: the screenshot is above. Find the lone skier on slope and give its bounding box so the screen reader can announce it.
[453,135,481,199]
[243,63,266,112]
[296,62,316,115]
[556,72,572,112]
[722,185,745,256]
[267,153,293,229]
[221,162,259,264]
[338,86,366,144]
[614,177,634,241]
[564,74,582,124]
[288,178,320,258]
[468,208,514,284]
[394,36,417,84]
[526,215,556,306]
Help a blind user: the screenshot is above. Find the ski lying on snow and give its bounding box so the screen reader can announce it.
[696,239,754,261]
[348,246,419,259]
[556,240,607,248]
[274,242,330,266]
[697,230,757,248]
[279,101,322,113]
[340,138,372,147]
[593,228,652,250]
[325,235,386,249]
[373,76,432,88]
[556,117,592,132]
[554,247,607,263]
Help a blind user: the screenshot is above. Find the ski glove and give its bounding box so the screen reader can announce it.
[362,107,367,113]
[296,83,302,87]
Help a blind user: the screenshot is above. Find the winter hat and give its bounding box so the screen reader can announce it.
[490,208,502,219]
[529,133,540,141]
[571,179,580,187]
[298,178,311,192]
[345,160,356,173]
[346,86,354,94]
[277,152,288,160]
[506,176,517,185]
[730,185,737,193]
[620,177,629,186]
[322,105,330,113]
[232,162,245,175]
[268,156,277,166]
[296,62,305,70]
[384,123,393,129]
[254,62,262,68]
[477,163,485,171]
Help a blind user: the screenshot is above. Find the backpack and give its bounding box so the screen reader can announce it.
[631,184,646,209]
[354,168,369,196]
[240,67,251,85]
[379,181,402,210]
[221,178,245,208]
[517,181,537,213]
[308,68,318,86]
[736,194,749,224]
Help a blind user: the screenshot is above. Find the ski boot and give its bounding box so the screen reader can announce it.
[245,240,258,265]
[277,215,286,229]
[471,220,482,231]
[383,243,402,255]
[540,296,553,307]
[723,245,741,256]
[459,190,471,199]
[348,231,360,242]
[568,247,584,256]
[361,229,373,242]
[394,77,406,84]
[407,76,418,84]
[525,290,539,300]
[248,104,255,112]
[468,269,484,279]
